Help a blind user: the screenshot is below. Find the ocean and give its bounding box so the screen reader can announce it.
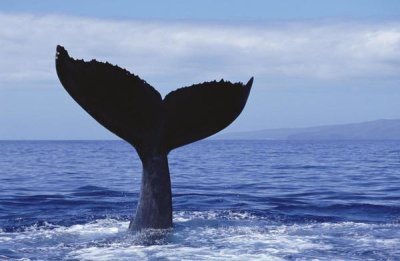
[0,140,399,260]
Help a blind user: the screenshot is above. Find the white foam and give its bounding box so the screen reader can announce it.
[173,210,260,222]
[1,212,400,260]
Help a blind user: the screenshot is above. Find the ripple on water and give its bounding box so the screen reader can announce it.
[1,141,400,260]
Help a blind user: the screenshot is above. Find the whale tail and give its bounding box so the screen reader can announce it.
[56,45,252,157]
[55,45,253,229]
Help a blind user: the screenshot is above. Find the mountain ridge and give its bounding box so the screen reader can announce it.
[215,119,400,140]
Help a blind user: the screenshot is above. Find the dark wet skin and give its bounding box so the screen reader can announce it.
[55,45,253,230]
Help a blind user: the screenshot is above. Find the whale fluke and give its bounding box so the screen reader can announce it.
[55,45,253,230]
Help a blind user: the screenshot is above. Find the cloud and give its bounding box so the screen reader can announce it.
[0,13,399,93]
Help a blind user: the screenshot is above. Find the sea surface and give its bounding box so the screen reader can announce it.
[0,140,399,260]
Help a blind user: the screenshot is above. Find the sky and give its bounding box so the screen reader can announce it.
[0,0,400,139]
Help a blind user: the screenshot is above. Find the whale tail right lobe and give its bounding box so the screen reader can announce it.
[162,78,253,152]
[55,45,253,229]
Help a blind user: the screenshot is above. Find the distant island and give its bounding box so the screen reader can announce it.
[215,119,400,140]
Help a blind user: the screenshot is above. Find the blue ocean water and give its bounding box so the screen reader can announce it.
[0,140,399,260]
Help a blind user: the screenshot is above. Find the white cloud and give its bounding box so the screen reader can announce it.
[0,13,399,93]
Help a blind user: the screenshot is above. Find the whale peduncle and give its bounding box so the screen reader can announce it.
[129,153,172,230]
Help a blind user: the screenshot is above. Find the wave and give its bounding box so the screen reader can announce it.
[1,211,399,260]
[70,185,133,198]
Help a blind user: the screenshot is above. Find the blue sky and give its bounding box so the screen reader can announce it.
[2,0,400,20]
[0,1,400,139]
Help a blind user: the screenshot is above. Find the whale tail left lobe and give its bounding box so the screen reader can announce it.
[55,45,253,229]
